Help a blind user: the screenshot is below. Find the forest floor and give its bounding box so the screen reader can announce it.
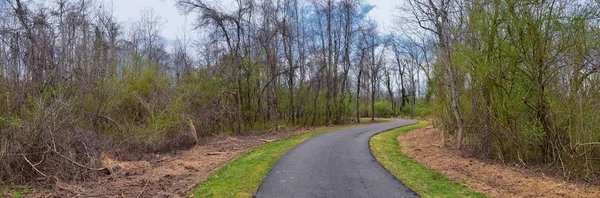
[22,126,338,197]
[399,125,600,198]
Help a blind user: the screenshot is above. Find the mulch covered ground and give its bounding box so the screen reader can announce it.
[399,125,600,198]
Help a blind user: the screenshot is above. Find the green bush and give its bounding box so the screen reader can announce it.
[91,66,194,153]
[395,100,433,118]
[374,101,396,118]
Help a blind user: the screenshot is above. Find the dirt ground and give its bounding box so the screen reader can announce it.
[19,126,330,198]
[399,125,600,198]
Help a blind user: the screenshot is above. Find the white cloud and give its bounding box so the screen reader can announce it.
[365,0,403,32]
[101,0,191,41]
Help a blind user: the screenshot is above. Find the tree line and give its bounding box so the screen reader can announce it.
[405,0,600,179]
[0,0,425,183]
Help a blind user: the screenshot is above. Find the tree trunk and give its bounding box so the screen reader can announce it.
[357,69,362,123]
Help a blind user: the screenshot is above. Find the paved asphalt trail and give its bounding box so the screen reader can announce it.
[255,120,419,198]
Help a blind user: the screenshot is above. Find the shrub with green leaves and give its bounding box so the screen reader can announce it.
[374,101,396,118]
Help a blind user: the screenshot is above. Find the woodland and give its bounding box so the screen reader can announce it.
[0,0,599,186]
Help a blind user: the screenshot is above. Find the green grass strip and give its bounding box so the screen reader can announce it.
[370,121,487,198]
[192,121,386,198]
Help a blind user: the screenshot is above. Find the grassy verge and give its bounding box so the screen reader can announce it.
[370,121,486,198]
[192,119,389,197]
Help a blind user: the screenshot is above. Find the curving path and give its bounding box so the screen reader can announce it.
[255,120,419,198]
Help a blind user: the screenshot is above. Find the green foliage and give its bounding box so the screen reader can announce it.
[404,100,434,117]
[374,101,395,117]
[0,186,30,198]
[105,66,175,135]
[176,69,235,135]
[0,116,22,128]
[68,65,191,152]
[431,0,600,179]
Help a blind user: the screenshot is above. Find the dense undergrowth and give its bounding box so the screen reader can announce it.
[425,0,600,180]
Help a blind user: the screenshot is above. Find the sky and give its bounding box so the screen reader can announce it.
[101,0,404,41]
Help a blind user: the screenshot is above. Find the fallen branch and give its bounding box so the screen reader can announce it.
[22,154,48,178]
[52,150,110,174]
[54,184,74,194]
[136,179,149,198]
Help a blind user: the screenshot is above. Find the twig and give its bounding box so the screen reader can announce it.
[96,115,123,132]
[137,96,155,120]
[136,180,149,198]
[28,148,51,166]
[52,150,107,172]
[54,181,77,194]
[22,154,48,178]
[576,142,600,147]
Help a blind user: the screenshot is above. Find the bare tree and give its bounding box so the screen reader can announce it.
[406,0,465,148]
